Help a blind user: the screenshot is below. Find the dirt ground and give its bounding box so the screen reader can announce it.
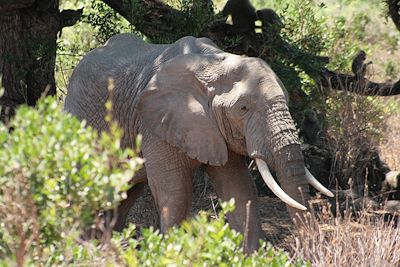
[127,171,296,251]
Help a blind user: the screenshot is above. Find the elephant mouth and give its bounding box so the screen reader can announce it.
[252,156,334,211]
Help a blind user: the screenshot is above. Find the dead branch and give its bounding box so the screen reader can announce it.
[319,69,400,96]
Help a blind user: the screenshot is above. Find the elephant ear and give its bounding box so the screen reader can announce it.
[137,54,228,166]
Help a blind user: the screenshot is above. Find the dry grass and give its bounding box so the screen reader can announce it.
[325,87,391,195]
[380,98,400,170]
[0,171,41,266]
[290,208,400,267]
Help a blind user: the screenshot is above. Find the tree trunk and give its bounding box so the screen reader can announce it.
[0,1,81,122]
[387,0,400,32]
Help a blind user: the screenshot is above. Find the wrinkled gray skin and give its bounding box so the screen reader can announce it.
[65,33,310,252]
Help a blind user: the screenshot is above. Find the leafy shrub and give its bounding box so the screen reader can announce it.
[138,0,215,43]
[117,201,308,267]
[0,97,142,265]
[21,201,307,266]
[81,0,132,44]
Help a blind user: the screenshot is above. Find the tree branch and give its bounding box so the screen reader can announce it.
[319,69,400,96]
[101,0,183,40]
[59,8,83,30]
[386,0,400,32]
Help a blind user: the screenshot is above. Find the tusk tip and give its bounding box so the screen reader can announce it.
[298,205,307,211]
[304,167,334,198]
[326,191,334,198]
[256,159,309,211]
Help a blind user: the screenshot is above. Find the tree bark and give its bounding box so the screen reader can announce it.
[0,0,35,10]
[0,1,82,122]
[387,0,400,32]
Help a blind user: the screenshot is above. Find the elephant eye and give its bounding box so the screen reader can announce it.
[240,105,248,111]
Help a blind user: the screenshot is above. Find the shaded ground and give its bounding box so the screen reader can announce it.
[126,171,295,250]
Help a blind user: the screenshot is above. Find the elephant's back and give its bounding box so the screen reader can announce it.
[99,33,165,62]
[72,34,165,77]
[66,33,166,94]
[64,34,166,131]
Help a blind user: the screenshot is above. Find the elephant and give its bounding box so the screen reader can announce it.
[64,33,332,252]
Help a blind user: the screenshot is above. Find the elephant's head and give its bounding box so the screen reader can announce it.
[138,52,332,216]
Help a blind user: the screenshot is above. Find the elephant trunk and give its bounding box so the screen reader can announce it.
[273,144,311,218]
[246,97,331,218]
[255,157,307,211]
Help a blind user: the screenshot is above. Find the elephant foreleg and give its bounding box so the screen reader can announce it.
[113,182,146,231]
[205,151,264,253]
[106,166,148,231]
[141,135,197,232]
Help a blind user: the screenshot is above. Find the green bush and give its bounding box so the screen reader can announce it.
[81,0,132,44]
[21,201,307,266]
[114,201,308,267]
[0,97,142,265]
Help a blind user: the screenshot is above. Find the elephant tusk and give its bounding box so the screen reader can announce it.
[255,159,307,211]
[305,168,334,197]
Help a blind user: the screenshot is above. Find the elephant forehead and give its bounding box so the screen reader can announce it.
[226,78,285,101]
[260,84,286,99]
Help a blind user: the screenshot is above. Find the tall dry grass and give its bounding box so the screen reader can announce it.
[289,77,400,266]
[324,81,394,196]
[290,208,400,267]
